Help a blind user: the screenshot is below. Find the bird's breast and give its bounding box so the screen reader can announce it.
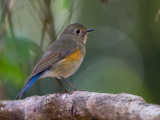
[62,47,83,63]
[43,48,84,79]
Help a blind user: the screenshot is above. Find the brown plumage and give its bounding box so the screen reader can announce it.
[16,23,94,99]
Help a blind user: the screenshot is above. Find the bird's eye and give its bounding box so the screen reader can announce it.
[75,29,80,34]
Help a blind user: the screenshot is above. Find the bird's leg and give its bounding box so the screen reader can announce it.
[55,78,68,93]
[62,77,78,91]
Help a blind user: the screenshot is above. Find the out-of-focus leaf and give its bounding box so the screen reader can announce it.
[62,0,73,10]
[3,35,43,61]
[0,35,43,86]
[0,53,23,85]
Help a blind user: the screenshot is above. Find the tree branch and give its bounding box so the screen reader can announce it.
[0,91,160,120]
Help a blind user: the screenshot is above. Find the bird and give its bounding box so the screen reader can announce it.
[16,23,94,99]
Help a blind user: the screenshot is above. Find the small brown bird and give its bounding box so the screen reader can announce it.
[16,23,93,99]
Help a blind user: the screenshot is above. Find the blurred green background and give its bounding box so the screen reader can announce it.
[0,0,160,104]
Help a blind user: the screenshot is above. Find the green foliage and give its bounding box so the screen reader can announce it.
[0,53,22,85]
[0,34,42,86]
[62,0,73,10]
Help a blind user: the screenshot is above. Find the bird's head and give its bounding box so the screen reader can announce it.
[60,23,94,44]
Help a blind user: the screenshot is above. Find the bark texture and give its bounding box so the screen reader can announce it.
[0,91,160,120]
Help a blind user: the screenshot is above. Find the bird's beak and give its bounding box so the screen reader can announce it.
[87,29,94,32]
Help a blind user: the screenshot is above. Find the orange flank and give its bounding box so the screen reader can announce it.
[62,48,83,63]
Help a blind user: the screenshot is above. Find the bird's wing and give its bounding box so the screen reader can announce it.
[16,42,77,99]
[25,43,77,83]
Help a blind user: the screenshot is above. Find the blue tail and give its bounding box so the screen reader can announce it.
[16,72,42,99]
